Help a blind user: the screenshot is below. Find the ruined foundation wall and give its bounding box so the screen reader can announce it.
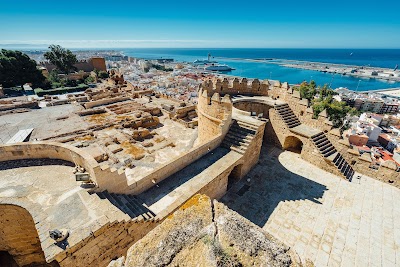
[0,142,129,193]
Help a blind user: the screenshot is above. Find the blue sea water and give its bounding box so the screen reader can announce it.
[123,48,400,91]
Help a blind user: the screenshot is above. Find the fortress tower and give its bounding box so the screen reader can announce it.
[197,87,232,144]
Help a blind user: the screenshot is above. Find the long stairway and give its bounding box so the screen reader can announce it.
[311,132,354,181]
[221,120,258,155]
[94,191,156,221]
[274,102,354,181]
[274,103,301,128]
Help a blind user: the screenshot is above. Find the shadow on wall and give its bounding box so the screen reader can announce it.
[220,145,327,227]
[0,159,74,171]
[137,147,231,207]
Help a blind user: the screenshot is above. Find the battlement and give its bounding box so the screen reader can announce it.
[202,76,335,131]
[200,77,270,96]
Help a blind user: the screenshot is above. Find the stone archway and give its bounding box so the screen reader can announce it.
[0,204,49,267]
[227,164,243,189]
[283,136,303,154]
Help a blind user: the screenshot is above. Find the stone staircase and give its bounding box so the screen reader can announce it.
[274,103,301,128]
[222,120,258,154]
[94,191,156,221]
[311,132,354,180]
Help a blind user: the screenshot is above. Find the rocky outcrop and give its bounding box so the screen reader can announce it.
[109,194,303,267]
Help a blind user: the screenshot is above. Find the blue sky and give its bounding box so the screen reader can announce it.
[0,0,399,48]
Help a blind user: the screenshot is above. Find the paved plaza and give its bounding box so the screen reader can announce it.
[221,146,400,267]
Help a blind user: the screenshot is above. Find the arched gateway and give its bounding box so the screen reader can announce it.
[0,204,57,267]
[283,136,303,154]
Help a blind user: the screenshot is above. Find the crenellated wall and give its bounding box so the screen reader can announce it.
[201,78,399,186]
[197,88,232,144]
[200,77,270,96]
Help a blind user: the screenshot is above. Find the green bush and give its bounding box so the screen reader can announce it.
[98,71,109,79]
[85,76,95,84]
[34,84,89,96]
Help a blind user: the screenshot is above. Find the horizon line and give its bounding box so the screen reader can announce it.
[1,45,400,50]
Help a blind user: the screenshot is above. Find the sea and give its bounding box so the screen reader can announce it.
[122,48,400,91]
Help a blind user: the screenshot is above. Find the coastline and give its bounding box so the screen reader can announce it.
[214,56,400,83]
[124,49,400,91]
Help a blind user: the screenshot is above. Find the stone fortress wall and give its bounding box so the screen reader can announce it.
[0,75,398,266]
[197,87,232,143]
[201,77,400,187]
[0,197,158,267]
[0,86,250,266]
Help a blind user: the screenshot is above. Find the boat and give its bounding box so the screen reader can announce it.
[193,53,217,65]
[204,64,235,72]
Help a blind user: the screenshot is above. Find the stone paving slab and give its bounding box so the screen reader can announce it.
[221,146,400,267]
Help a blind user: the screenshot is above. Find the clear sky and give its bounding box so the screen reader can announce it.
[1,0,399,48]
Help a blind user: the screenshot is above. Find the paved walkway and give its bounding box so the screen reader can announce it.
[221,146,400,267]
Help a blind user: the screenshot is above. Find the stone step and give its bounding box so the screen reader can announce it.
[312,135,327,143]
[119,195,142,215]
[316,140,330,149]
[335,156,345,167]
[284,117,299,123]
[97,191,154,220]
[222,138,248,150]
[346,169,354,181]
[340,162,348,173]
[323,149,337,158]
[226,134,251,144]
[287,122,301,128]
[321,145,335,154]
[277,110,292,116]
[226,131,253,141]
[275,104,289,109]
[224,136,250,148]
[314,137,329,146]
[326,152,338,162]
[284,118,301,125]
[343,164,351,175]
[338,157,346,169]
[333,153,342,163]
[231,124,256,134]
[236,121,259,131]
[277,107,294,113]
[229,146,246,154]
[282,114,299,121]
[319,142,333,152]
[311,132,325,139]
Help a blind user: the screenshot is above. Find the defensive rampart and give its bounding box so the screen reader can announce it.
[197,88,232,143]
[202,78,399,186]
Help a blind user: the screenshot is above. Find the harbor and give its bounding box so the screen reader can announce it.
[122,49,400,91]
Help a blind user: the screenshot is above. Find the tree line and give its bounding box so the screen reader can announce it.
[294,81,359,128]
[0,45,107,89]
